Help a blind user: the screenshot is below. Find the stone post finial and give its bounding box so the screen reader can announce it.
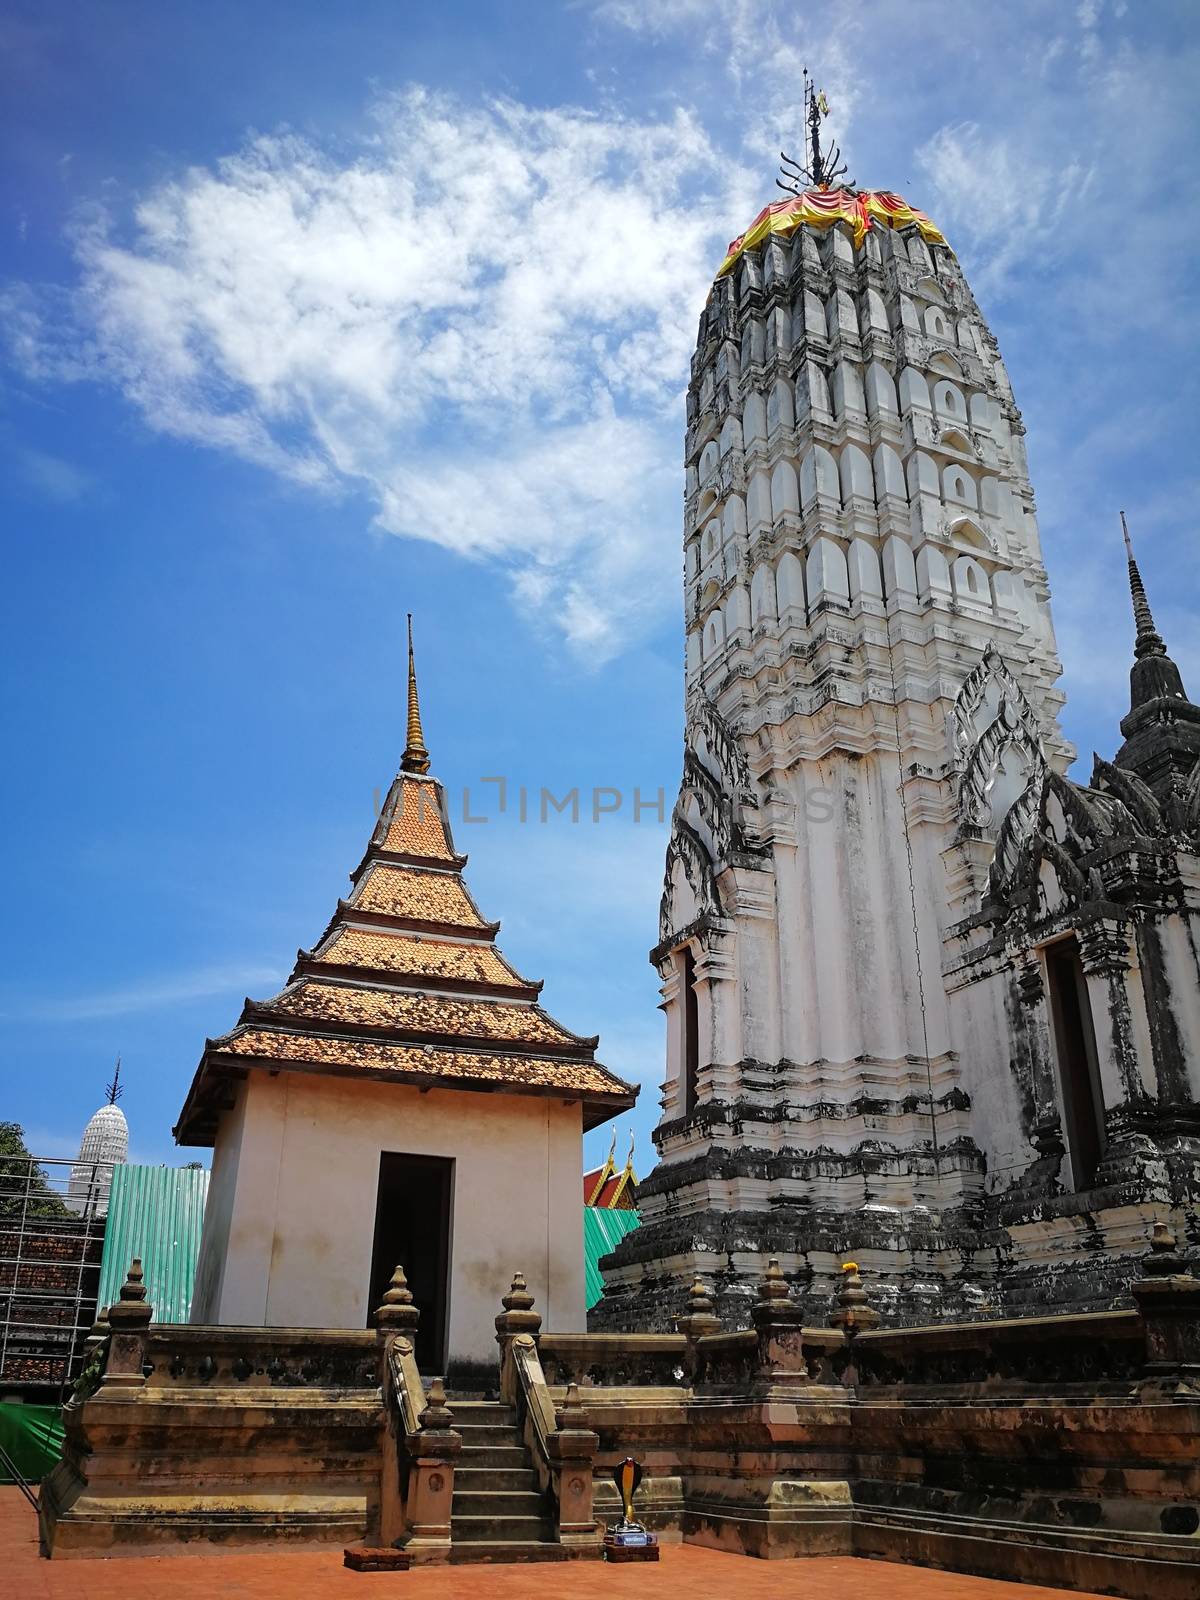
[829,1260,881,1334]
[1143,1220,1187,1274]
[556,1381,589,1432]
[751,1256,808,1390]
[676,1272,722,1359]
[495,1271,542,1341]
[375,1264,421,1332]
[754,1257,790,1313]
[102,1260,153,1388]
[688,1273,714,1313]
[107,1258,152,1330]
[418,1375,453,1432]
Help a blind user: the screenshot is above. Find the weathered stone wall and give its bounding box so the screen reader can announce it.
[43,1270,1200,1600]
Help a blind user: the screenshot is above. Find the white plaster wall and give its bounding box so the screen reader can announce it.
[189,1077,249,1324]
[196,1072,585,1368]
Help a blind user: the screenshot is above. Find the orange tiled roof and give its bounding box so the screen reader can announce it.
[311,927,530,988]
[217,1027,630,1098]
[264,980,582,1047]
[377,777,457,861]
[352,862,485,927]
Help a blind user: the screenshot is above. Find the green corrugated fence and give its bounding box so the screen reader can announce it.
[0,1402,64,1483]
[583,1205,640,1310]
[97,1164,210,1324]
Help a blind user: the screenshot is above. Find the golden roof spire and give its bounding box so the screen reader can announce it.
[401,613,431,775]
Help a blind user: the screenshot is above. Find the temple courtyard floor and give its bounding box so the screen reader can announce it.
[3,1492,1113,1600]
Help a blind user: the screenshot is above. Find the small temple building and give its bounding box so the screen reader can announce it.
[176,623,637,1376]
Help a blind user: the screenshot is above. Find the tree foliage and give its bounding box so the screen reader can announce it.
[0,1121,71,1218]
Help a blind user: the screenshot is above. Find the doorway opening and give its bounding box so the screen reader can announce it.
[368,1152,453,1372]
[1044,937,1105,1190]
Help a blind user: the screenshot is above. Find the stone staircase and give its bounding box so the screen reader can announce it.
[449,1399,581,1563]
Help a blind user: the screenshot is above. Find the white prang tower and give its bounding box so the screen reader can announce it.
[594,99,1083,1329]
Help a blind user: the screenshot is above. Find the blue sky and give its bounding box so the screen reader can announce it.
[2,0,1197,1177]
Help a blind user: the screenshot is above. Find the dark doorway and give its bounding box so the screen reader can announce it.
[368,1153,453,1372]
[1045,938,1105,1190]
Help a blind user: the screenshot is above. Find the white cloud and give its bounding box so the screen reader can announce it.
[1,962,284,1022]
[9,90,746,661]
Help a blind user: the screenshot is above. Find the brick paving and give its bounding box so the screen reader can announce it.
[4,1490,1107,1600]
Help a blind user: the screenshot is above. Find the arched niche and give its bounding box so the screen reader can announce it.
[873,442,907,501]
[800,444,840,509]
[807,536,850,605]
[932,378,967,423]
[943,464,978,509]
[767,376,795,436]
[743,390,767,445]
[776,549,806,617]
[839,443,873,502]
[770,458,800,519]
[952,554,992,608]
[848,537,883,602]
[751,561,778,623]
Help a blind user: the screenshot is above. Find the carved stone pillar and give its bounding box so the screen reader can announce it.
[829,1261,879,1392]
[1077,919,1159,1185]
[547,1383,600,1547]
[376,1265,420,1555]
[751,1258,808,1395]
[1012,950,1065,1189]
[676,1274,721,1382]
[1130,1222,1200,1396]
[1077,919,1146,1106]
[403,1378,461,1563]
[103,1260,152,1388]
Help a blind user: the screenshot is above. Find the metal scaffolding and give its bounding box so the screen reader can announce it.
[0,1155,114,1400]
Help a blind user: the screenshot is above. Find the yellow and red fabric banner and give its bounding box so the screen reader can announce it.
[715,188,947,279]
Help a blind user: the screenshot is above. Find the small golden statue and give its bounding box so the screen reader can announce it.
[604,1455,659,1562]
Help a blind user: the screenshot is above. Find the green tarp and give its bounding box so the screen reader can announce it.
[584,1205,641,1309]
[0,1402,63,1483]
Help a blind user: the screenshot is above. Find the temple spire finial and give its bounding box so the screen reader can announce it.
[401,613,431,775]
[1121,512,1166,661]
[105,1056,122,1106]
[778,68,851,196]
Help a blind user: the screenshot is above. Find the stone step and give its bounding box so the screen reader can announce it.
[455,1466,539,1493]
[453,1490,546,1518]
[449,1540,591,1565]
[453,1514,551,1543]
[454,1445,528,1470]
[454,1433,524,1459]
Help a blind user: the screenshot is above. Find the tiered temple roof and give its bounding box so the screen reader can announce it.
[175,623,636,1145]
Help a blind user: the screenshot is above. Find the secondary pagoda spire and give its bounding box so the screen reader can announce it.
[401,613,431,775]
[1121,510,1167,660]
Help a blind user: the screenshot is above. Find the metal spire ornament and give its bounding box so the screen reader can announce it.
[400,613,431,775]
[1121,511,1167,661]
[778,68,852,194]
[105,1056,123,1106]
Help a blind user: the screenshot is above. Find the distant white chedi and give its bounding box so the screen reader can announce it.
[66,1062,128,1217]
